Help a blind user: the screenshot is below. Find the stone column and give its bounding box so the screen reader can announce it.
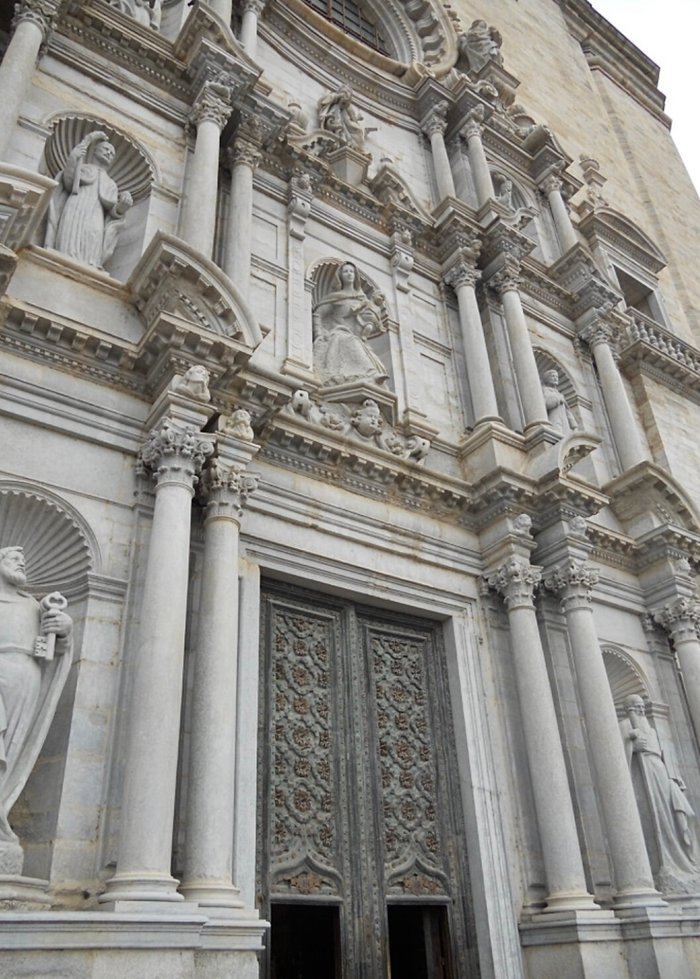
[0,0,60,161]
[103,421,214,904]
[421,101,456,203]
[224,119,262,302]
[444,249,500,425]
[540,173,578,253]
[654,598,700,744]
[581,319,646,470]
[180,80,231,260]
[492,262,549,428]
[463,106,495,208]
[487,557,597,912]
[239,0,266,58]
[545,559,664,907]
[180,425,259,909]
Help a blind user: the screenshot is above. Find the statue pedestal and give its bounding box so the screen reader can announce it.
[325,146,371,186]
[0,874,51,909]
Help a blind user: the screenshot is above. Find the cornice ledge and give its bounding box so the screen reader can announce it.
[619,311,700,404]
[604,460,700,539]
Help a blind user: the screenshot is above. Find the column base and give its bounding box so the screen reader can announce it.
[613,886,668,911]
[0,874,51,909]
[179,881,245,911]
[99,871,184,906]
[542,890,600,913]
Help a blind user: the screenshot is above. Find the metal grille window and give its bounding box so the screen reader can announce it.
[305,0,389,55]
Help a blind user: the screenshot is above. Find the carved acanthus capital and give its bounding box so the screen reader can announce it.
[190,80,232,131]
[12,0,60,38]
[421,101,449,139]
[490,256,521,294]
[544,559,599,612]
[653,597,700,645]
[241,0,267,14]
[579,313,618,353]
[199,458,259,520]
[138,423,214,492]
[444,256,480,292]
[540,173,563,196]
[462,104,486,140]
[487,558,542,610]
[229,117,263,170]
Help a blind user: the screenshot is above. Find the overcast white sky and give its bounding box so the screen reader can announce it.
[591,0,700,191]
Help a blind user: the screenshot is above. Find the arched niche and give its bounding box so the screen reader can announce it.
[0,482,98,594]
[309,257,389,328]
[602,645,650,712]
[40,114,157,282]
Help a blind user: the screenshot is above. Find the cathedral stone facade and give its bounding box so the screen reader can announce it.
[1,1,700,977]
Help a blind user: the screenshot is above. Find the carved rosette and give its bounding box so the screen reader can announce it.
[269,608,338,887]
[190,81,232,131]
[544,559,600,613]
[199,460,258,521]
[421,101,449,139]
[487,558,542,610]
[653,598,700,645]
[12,0,60,37]
[372,633,442,871]
[138,423,214,492]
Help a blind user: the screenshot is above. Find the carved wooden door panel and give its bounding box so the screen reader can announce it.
[257,583,476,979]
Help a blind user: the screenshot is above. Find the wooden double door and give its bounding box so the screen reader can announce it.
[257,583,478,978]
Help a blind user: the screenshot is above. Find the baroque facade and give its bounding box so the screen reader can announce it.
[1,0,700,977]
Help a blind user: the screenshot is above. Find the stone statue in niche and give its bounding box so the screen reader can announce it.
[541,369,578,435]
[0,546,72,864]
[459,19,503,75]
[108,0,162,29]
[44,131,133,270]
[318,86,367,151]
[312,262,388,387]
[620,695,700,892]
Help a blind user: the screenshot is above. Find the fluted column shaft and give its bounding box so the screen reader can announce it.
[104,423,213,903]
[464,109,495,207]
[180,82,231,259]
[422,102,456,202]
[444,254,499,423]
[655,599,700,743]
[0,1,59,160]
[585,323,646,470]
[541,174,578,253]
[488,559,596,911]
[493,266,548,427]
[181,451,258,908]
[546,561,662,906]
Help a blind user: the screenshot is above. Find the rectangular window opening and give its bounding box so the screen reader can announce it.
[270,903,341,979]
[387,904,453,979]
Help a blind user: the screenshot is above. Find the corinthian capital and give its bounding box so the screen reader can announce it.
[12,0,61,38]
[490,256,521,294]
[487,557,542,610]
[241,0,267,13]
[199,458,259,520]
[544,559,599,612]
[444,256,480,291]
[190,79,232,130]
[540,173,563,196]
[421,100,449,138]
[653,597,700,644]
[462,104,486,140]
[139,423,214,490]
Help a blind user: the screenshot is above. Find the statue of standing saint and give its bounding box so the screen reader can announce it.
[0,546,73,859]
[44,131,133,270]
[541,369,578,435]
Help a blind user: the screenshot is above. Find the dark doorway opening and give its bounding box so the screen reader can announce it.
[387,905,453,979]
[270,903,340,979]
